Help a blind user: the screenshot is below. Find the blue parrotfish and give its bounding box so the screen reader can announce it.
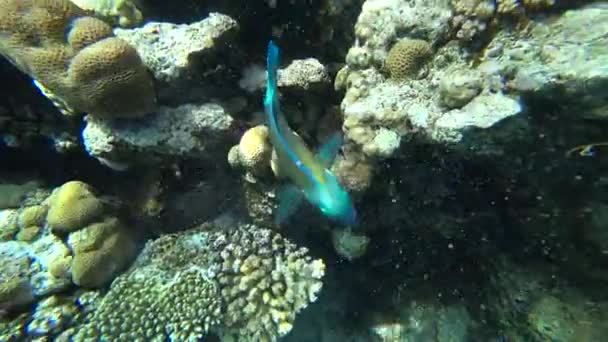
[264,40,357,226]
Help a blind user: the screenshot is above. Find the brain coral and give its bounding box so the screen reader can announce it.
[46,181,105,234]
[67,223,325,341]
[0,0,156,119]
[67,216,136,287]
[228,125,274,182]
[45,180,137,288]
[385,38,432,80]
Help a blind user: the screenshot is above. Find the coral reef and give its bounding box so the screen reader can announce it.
[1,1,608,342]
[0,180,136,315]
[66,223,325,341]
[339,3,607,161]
[0,0,156,119]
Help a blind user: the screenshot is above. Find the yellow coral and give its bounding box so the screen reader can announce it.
[67,16,114,51]
[0,0,156,119]
[228,125,273,180]
[496,0,522,15]
[69,0,143,27]
[68,216,136,287]
[522,0,555,11]
[17,205,47,228]
[385,38,432,80]
[15,225,41,242]
[239,125,272,169]
[46,181,105,234]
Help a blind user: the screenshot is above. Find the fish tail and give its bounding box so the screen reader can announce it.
[266,40,280,91]
[264,40,283,142]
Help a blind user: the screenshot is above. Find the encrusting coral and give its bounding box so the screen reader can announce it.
[0,0,156,119]
[66,223,325,342]
[385,38,432,80]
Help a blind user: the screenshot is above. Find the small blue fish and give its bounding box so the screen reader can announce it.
[264,40,357,226]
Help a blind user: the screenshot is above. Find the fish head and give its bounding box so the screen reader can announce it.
[315,170,357,226]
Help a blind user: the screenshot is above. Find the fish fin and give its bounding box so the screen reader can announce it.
[275,184,304,225]
[316,132,343,168]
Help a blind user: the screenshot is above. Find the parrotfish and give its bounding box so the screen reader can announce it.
[264,40,357,226]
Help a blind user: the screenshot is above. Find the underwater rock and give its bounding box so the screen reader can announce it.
[438,68,483,109]
[0,234,73,313]
[481,4,608,119]
[0,241,35,313]
[485,257,549,339]
[432,93,522,143]
[68,223,324,342]
[331,228,370,261]
[114,13,239,102]
[527,293,608,341]
[331,155,374,195]
[370,302,472,342]
[239,58,330,93]
[341,64,523,159]
[278,58,331,91]
[587,203,608,253]
[0,181,41,209]
[82,102,235,164]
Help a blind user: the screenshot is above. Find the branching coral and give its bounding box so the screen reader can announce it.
[67,223,325,341]
[0,0,156,119]
[211,227,325,341]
